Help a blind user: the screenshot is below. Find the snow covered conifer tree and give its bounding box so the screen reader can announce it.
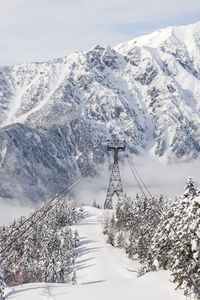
[102,213,111,235]
[48,257,59,282]
[58,227,77,282]
[72,269,77,285]
[183,177,197,198]
[73,230,80,248]
[116,194,134,230]
[126,230,136,259]
[106,213,116,246]
[18,226,37,283]
[143,180,200,297]
[116,231,125,249]
[0,198,83,286]
[92,199,98,208]
[106,227,115,246]
[0,268,5,300]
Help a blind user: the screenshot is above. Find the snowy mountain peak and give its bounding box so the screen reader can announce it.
[115,21,200,51]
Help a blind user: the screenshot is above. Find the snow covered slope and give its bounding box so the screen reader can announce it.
[4,207,185,300]
[1,22,200,202]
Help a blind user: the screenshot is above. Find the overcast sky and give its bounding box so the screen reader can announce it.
[0,0,200,66]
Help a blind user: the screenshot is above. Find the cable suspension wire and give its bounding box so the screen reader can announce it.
[0,175,83,244]
[0,175,86,255]
[130,160,153,199]
[67,176,88,199]
[127,157,147,199]
[3,176,87,270]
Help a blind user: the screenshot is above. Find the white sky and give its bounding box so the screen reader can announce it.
[0,0,200,65]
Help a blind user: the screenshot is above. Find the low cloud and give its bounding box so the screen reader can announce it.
[1,153,200,224]
[74,154,200,207]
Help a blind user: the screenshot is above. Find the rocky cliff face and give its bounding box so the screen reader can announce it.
[1,22,200,203]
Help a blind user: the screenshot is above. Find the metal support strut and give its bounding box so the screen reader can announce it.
[104,140,126,209]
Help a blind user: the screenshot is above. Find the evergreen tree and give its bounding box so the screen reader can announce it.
[0,268,5,300]
[106,229,115,246]
[71,269,77,285]
[105,213,116,246]
[126,230,136,259]
[0,198,84,286]
[116,231,126,249]
[102,179,200,298]
[19,226,37,283]
[48,257,59,282]
[92,199,98,208]
[102,213,112,235]
[73,230,80,248]
[142,179,200,297]
[183,177,197,198]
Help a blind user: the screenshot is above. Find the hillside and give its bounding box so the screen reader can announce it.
[3,207,185,300]
[1,22,200,202]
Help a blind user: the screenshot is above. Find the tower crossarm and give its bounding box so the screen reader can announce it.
[107,140,126,152]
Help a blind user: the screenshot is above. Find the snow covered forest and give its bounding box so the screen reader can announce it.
[103,178,200,298]
[0,179,199,300]
[0,198,85,298]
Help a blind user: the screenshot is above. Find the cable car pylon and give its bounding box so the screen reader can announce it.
[104,140,126,209]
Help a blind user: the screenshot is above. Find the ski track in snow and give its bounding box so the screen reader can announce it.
[4,207,186,300]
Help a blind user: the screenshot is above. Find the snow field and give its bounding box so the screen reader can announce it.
[4,207,185,300]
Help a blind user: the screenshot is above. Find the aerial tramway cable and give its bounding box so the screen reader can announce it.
[0,174,83,245]
[0,174,86,255]
[127,157,147,199]
[129,159,153,198]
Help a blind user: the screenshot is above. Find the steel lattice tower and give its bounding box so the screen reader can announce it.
[104,140,126,209]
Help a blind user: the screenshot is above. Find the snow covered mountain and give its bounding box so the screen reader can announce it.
[1,22,200,203]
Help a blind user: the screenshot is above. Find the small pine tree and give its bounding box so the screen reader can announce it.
[106,229,115,246]
[71,269,77,285]
[183,178,197,198]
[73,230,80,248]
[126,230,135,259]
[92,199,97,208]
[117,231,124,248]
[106,213,116,246]
[102,213,111,235]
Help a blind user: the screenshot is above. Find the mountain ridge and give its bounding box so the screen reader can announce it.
[0,21,200,202]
